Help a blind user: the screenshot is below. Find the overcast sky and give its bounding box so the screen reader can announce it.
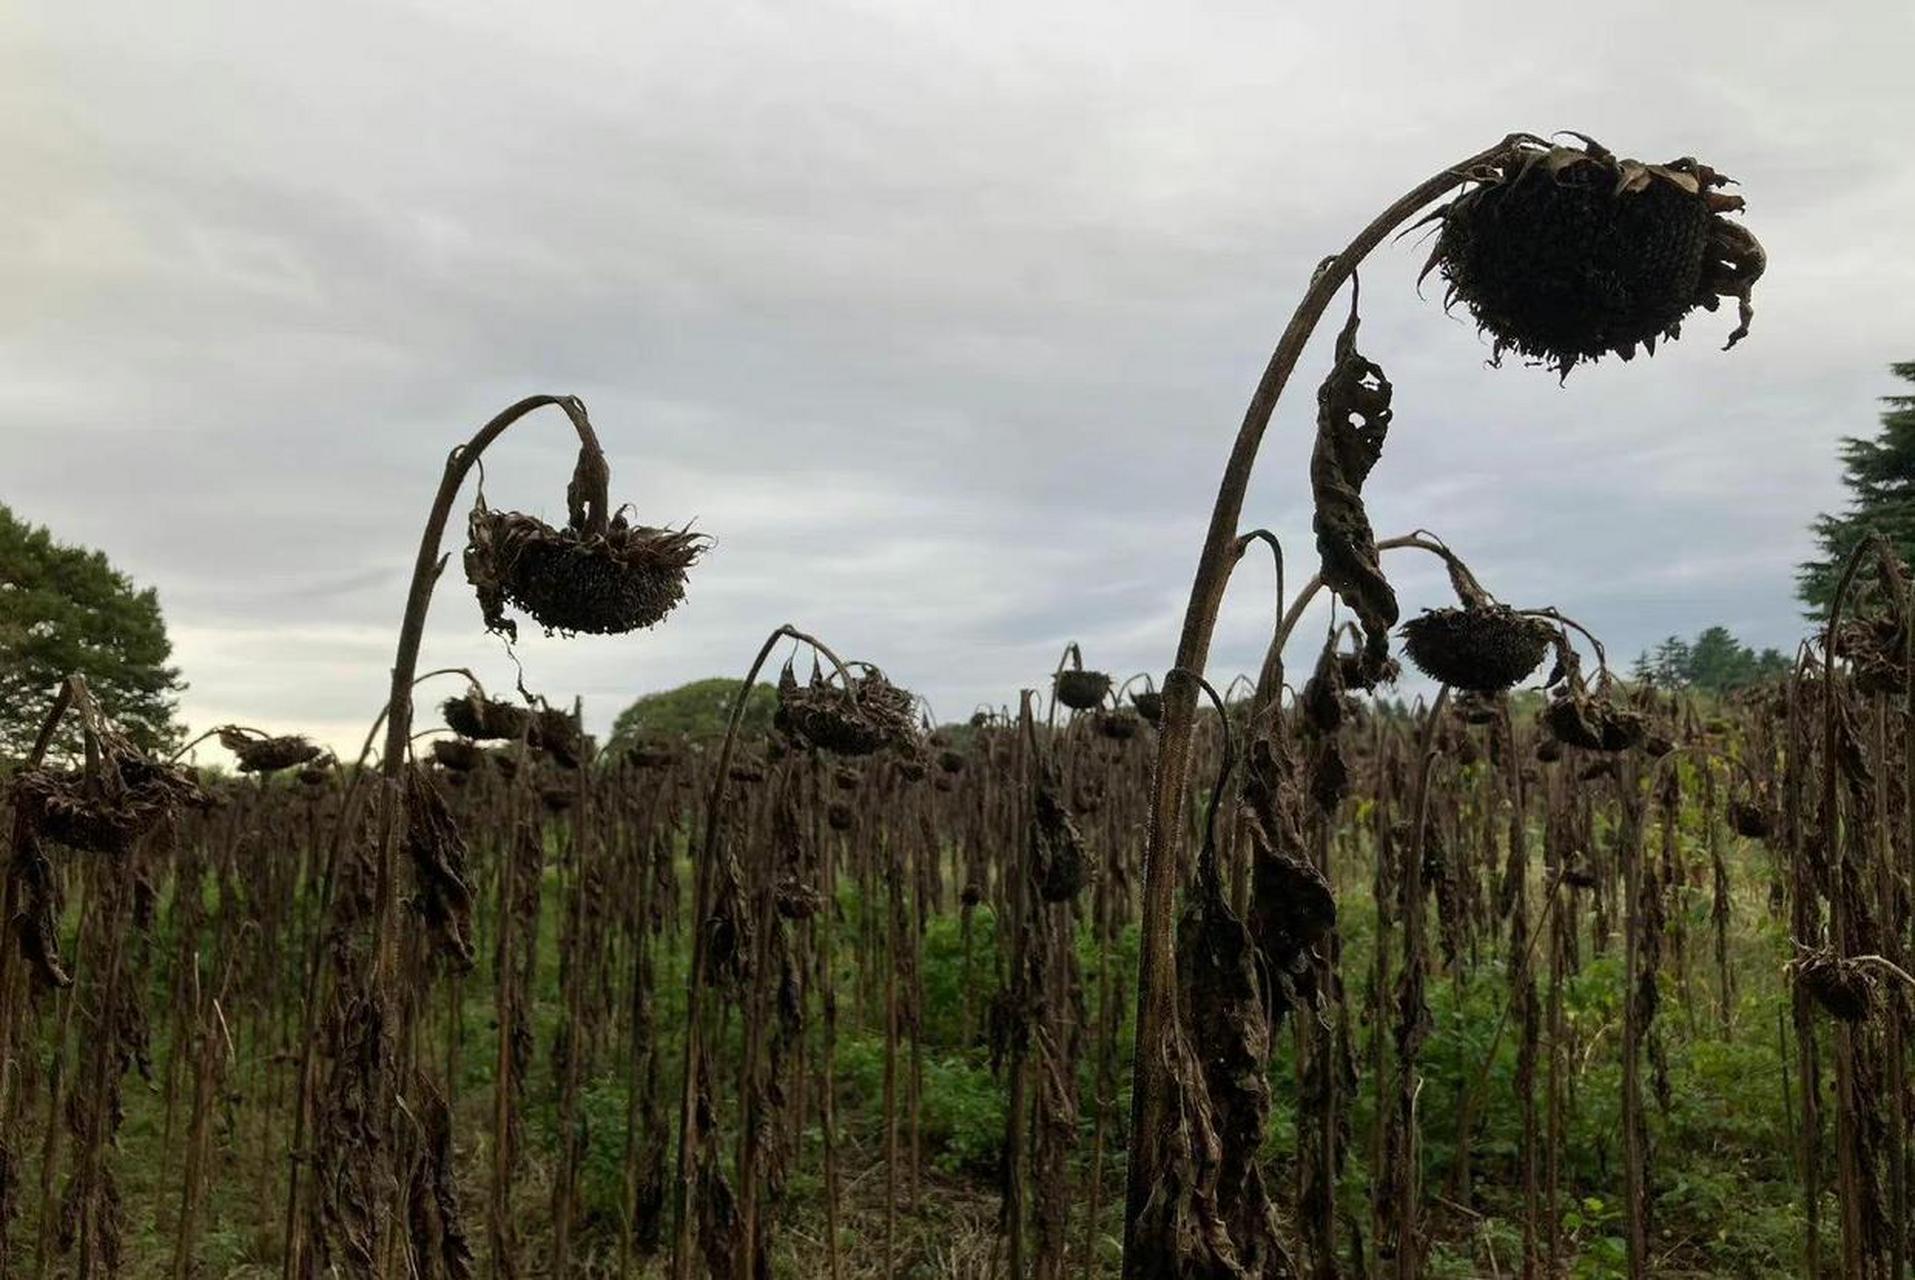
[5,1,1913,753]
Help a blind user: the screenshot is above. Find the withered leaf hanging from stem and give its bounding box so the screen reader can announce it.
[403,769,478,972]
[1311,286,1398,687]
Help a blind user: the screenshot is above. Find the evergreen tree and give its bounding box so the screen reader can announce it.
[1630,626,1788,695]
[1636,635,1694,689]
[1799,362,1915,612]
[0,503,185,757]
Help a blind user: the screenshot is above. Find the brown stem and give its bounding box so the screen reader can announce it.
[669,624,855,1280]
[1123,137,1533,1267]
[1822,534,1880,1278]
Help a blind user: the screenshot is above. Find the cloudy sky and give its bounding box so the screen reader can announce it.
[5,0,1912,753]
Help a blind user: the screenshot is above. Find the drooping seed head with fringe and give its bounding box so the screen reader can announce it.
[773,662,921,758]
[465,500,708,640]
[12,726,205,856]
[1401,605,1554,693]
[217,728,323,774]
[1426,134,1765,377]
[441,693,533,742]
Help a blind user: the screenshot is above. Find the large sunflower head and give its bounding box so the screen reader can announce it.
[1401,605,1554,693]
[774,662,921,758]
[1053,668,1112,712]
[1426,134,1765,377]
[465,502,708,640]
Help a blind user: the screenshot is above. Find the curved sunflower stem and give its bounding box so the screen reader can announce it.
[668,622,852,1280]
[1121,136,1533,1271]
[1048,641,1088,730]
[1272,532,1474,657]
[371,395,605,991]
[279,395,602,1280]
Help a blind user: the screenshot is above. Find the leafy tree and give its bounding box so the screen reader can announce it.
[0,504,185,758]
[608,677,776,746]
[1799,362,1915,613]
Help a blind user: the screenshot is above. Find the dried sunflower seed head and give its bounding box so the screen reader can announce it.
[1401,605,1553,692]
[529,708,592,768]
[441,693,532,741]
[773,663,920,758]
[464,502,708,640]
[1427,135,1764,377]
[12,730,204,856]
[430,738,486,773]
[217,728,323,774]
[1543,688,1646,753]
[1053,668,1112,712]
[1833,613,1908,697]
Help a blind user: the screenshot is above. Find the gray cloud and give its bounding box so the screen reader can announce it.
[3,0,1912,749]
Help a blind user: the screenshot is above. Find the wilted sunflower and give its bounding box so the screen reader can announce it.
[773,662,920,757]
[430,738,486,773]
[465,498,708,640]
[1131,689,1164,724]
[1054,668,1112,712]
[1426,134,1765,376]
[441,692,532,741]
[1400,605,1553,692]
[217,727,323,774]
[529,708,591,769]
[1543,687,1646,753]
[1833,611,1908,698]
[12,732,204,856]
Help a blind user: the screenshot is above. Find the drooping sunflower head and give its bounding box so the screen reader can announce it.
[1053,668,1112,712]
[430,737,486,773]
[464,501,708,640]
[1427,134,1765,377]
[1543,687,1647,754]
[13,725,204,856]
[217,727,323,775]
[441,692,533,742]
[774,662,921,758]
[1401,605,1554,693]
